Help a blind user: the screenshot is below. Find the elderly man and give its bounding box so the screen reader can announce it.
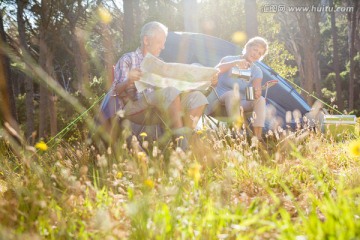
[100,21,209,149]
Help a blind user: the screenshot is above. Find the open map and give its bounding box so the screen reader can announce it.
[135,54,218,92]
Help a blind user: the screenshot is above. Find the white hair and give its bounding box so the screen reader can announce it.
[140,21,168,47]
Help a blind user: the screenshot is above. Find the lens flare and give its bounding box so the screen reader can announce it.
[98,7,112,24]
[231,31,247,45]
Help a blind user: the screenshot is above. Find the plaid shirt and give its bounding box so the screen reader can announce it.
[112,48,154,110]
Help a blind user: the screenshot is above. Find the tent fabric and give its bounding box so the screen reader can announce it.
[160,32,311,130]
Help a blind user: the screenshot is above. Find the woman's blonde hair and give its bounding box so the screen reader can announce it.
[242,36,269,61]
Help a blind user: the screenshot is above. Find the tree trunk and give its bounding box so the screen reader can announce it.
[148,0,157,19]
[184,0,199,32]
[329,0,343,110]
[348,0,358,111]
[0,14,22,146]
[0,53,11,124]
[64,1,88,94]
[17,0,35,141]
[39,47,57,138]
[300,12,321,100]
[286,38,308,101]
[133,0,141,32]
[38,0,59,138]
[123,0,134,51]
[277,3,321,106]
[312,13,322,98]
[244,0,258,40]
[0,49,24,148]
[0,10,17,123]
[38,40,49,138]
[46,54,57,137]
[303,46,316,105]
[71,26,90,94]
[38,0,50,138]
[354,1,360,108]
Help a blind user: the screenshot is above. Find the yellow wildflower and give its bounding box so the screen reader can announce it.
[144,179,155,189]
[196,130,203,135]
[35,141,48,151]
[139,132,147,138]
[0,179,8,195]
[188,162,201,183]
[116,172,123,179]
[137,152,147,160]
[234,115,244,128]
[98,7,112,24]
[349,139,360,157]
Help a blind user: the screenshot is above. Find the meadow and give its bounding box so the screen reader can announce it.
[1,120,360,240]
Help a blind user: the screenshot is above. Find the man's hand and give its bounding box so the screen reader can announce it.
[211,72,219,86]
[128,69,142,84]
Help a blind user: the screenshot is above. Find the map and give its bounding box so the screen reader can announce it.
[135,54,218,92]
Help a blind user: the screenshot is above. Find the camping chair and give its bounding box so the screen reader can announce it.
[108,91,172,147]
[202,80,278,137]
[100,65,171,148]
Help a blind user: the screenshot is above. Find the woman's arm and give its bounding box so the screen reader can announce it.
[252,77,262,99]
[215,59,250,74]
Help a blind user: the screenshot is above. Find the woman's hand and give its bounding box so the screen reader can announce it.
[235,59,250,69]
[254,88,262,99]
[252,78,262,99]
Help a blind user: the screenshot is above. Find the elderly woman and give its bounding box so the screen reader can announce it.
[206,37,269,140]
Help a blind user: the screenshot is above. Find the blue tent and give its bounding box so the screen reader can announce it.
[160,32,311,130]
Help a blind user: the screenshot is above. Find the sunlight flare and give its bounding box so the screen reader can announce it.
[98,7,112,24]
[231,31,247,45]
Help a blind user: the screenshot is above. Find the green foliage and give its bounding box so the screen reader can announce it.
[258,6,298,81]
[319,12,349,75]
[198,0,246,41]
[263,40,298,80]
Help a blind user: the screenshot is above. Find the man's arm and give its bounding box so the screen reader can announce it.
[113,56,142,95]
[114,69,142,96]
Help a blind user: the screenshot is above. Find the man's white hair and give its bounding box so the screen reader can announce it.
[140,21,168,47]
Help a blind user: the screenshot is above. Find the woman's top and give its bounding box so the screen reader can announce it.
[215,55,263,100]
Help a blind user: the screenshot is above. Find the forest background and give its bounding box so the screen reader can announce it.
[0,0,359,143]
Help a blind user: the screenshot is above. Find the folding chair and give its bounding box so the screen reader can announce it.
[103,65,171,145]
[202,80,278,137]
[105,89,177,153]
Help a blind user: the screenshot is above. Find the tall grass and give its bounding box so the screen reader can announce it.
[1,19,360,238]
[1,122,360,239]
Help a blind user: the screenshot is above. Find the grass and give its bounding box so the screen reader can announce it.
[1,124,360,239]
